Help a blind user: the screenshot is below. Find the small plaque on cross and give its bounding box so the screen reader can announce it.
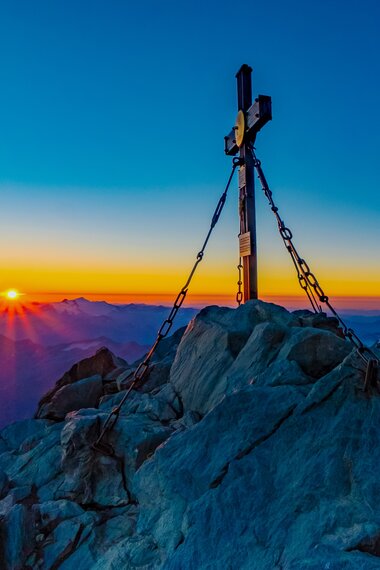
[239,232,252,257]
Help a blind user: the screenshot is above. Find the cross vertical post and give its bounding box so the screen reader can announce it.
[237,65,257,301]
[224,64,272,303]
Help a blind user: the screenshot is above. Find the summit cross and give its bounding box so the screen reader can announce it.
[224,64,272,302]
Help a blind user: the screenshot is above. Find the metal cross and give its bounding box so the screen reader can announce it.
[224,64,272,302]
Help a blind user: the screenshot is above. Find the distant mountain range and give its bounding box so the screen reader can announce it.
[0,298,198,428]
[0,296,197,346]
[340,314,380,346]
[0,334,150,428]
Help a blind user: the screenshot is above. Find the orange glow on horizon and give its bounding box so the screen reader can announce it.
[1,263,379,311]
[2,257,379,301]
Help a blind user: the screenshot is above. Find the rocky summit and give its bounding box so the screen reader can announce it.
[1,300,380,570]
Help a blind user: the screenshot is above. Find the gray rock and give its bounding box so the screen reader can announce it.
[115,368,135,391]
[0,423,63,489]
[36,375,104,421]
[62,508,138,570]
[59,410,130,507]
[169,307,238,414]
[99,385,179,423]
[42,518,84,568]
[91,534,161,570]
[35,348,126,420]
[0,418,53,452]
[171,410,202,431]
[277,326,351,378]
[110,413,174,491]
[35,499,84,527]
[134,384,304,555]
[104,366,130,382]
[137,325,187,393]
[170,301,351,415]
[38,511,97,569]
[1,503,34,569]
[37,472,66,502]
[0,470,9,498]
[0,494,14,517]
[293,309,345,336]
[55,347,126,388]
[153,363,380,569]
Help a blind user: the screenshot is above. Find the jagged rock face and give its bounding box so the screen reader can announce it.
[35,348,127,421]
[0,301,379,569]
[170,303,350,413]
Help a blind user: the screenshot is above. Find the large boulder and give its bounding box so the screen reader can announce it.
[135,357,380,569]
[58,410,130,507]
[36,375,104,421]
[55,347,126,388]
[35,348,129,421]
[170,301,350,414]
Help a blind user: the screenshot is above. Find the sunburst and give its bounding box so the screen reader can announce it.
[5,289,19,300]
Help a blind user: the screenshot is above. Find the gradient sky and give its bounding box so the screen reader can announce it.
[0,0,379,307]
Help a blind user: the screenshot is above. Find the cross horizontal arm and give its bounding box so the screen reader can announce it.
[224,95,272,156]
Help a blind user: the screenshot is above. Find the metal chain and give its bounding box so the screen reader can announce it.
[236,257,243,305]
[93,157,241,454]
[251,146,379,386]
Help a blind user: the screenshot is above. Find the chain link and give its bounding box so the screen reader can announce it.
[93,157,241,454]
[251,146,379,387]
[236,257,243,305]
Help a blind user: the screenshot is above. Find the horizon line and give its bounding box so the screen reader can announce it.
[20,292,380,299]
[15,292,380,312]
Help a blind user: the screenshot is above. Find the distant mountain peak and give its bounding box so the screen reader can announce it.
[61,297,91,304]
[51,297,115,317]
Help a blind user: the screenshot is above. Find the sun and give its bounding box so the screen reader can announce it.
[5,289,20,300]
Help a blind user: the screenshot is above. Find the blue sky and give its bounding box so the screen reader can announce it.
[0,0,379,301]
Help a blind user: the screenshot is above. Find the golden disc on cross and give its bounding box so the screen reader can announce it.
[235,110,245,147]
